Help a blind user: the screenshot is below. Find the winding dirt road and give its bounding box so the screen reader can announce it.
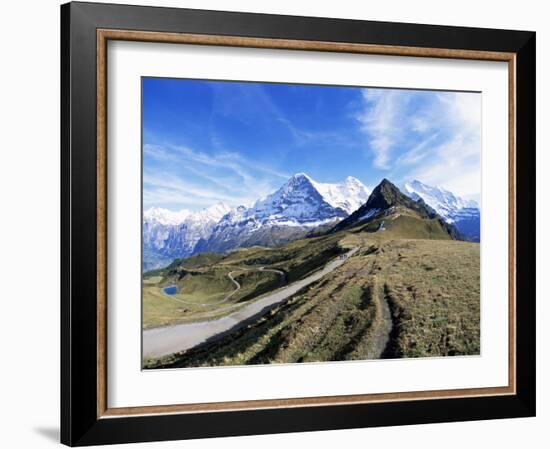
[143,247,359,359]
[162,266,285,307]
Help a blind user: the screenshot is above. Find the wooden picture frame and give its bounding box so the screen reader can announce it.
[61,1,535,446]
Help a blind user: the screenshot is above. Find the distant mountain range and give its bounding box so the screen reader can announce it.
[194,174,370,254]
[143,173,479,270]
[143,202,231,270]
[399,180,480,241]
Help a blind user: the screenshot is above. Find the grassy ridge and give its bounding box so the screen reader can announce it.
[143,207,479,365]
[379,240,480,357]
[351,207,453,240]
[142,268,280,328]
[233,270,283,303]
[142,234,346,328]
[145,237,480,368]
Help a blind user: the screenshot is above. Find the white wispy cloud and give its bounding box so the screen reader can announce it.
[405,134,481,198]
[211,83,354,148]
[403,92,481,198]
[393,133,440,167]
[143,173,240,204]
[357,88,481,198]
[143,143,285,210]
[356,89,405,169]
[146,143,290,181]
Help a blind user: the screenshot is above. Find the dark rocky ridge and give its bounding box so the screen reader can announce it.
[331,179,461,239]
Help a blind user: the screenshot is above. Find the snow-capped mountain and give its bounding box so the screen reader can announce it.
[143,173,372,269]
[142,174,480,270]
[311,176,371,214]
[253,173,350,225]
[143,202,231,269]
[400,180,480,241]
[143,207,192,226]
[196,173,356,253]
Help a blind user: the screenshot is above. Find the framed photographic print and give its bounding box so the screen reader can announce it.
[61,2,536,446]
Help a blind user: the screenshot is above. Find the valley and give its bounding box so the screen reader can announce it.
[143,246,359,361]
[142,232,348,328]
[144,234,479,368]
[142,178,480,369]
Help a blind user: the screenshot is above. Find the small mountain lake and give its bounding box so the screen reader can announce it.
[163,285,177,295]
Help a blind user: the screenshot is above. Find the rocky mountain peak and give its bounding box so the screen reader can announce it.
[330,178,442,234]
[364,178,426,212]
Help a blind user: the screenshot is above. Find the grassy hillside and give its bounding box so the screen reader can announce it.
[143,177,479,367]
[143,268,282,329]
[369,239,480,357]
[145,234,480,368]
[142,233,347,328]
[331,178,461,240]
[350,207,454,240]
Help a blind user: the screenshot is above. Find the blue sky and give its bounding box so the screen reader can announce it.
[143,77,481,211]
